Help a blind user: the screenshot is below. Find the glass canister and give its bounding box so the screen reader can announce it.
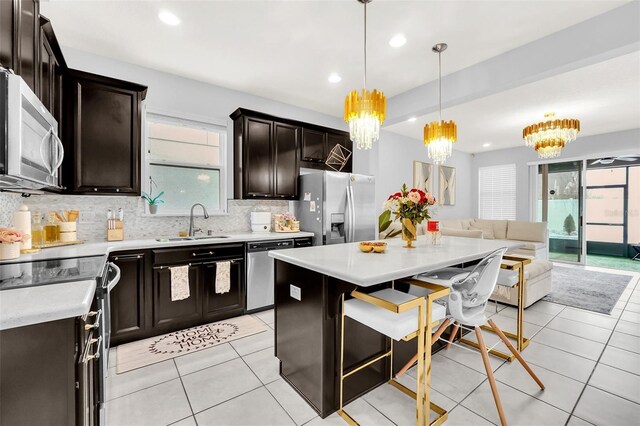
[44,211,60,243]
[31,210,44,246]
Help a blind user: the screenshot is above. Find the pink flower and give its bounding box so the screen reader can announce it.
[426,194,436,205]
[407,191,422,204]
[0,228,29,244]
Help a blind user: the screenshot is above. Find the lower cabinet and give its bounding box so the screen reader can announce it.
[110,244,246,345]
[0,316,100,426]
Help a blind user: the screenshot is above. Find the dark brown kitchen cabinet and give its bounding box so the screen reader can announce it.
[39,16,66,133]
[301,128,326,163]
[0,0,40,94]
[110,252,150,346]
[274,122,300,198]
[243,116,274,197]
[202,258,245,321]
[62,69,147,195]
[0,317,99,426]
[153,265,202,329]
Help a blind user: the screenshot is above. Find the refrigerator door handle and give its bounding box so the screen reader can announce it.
[347,185,356,243]
[345,186,351,243]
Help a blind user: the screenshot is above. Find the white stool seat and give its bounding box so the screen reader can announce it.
[344,288,447,341]
[414,268,470,288]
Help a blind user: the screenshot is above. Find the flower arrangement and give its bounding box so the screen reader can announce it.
[275,212,300,232]
[382,184,436,223]
[0,227,30,260]
[0,227,30,244]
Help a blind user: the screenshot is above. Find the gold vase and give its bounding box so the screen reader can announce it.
[401,218,417,248]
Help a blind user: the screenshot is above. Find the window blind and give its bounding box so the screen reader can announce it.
[478,164,517,220]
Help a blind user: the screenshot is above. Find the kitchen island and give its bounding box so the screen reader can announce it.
[269,236,523,418]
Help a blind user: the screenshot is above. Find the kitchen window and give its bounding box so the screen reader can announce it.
[478,164,517,220]
[144,114,227,215]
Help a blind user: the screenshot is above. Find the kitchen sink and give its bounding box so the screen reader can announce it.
[156,235,231,242]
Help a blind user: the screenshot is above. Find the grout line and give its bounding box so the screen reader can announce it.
[166,414,195,426]
[174,358,197,419]
[566,271,640,423]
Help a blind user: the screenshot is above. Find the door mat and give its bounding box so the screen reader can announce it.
[115,315,267,373]
[542,265,632,314]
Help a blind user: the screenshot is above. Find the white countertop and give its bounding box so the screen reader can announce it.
[269,236,524,287]
[0,279,96,330]
[0,231,313,330]
[0,231,314,264]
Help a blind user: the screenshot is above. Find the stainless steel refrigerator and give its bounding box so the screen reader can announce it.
[294,171,376,245]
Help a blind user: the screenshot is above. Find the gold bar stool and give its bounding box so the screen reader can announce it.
[339,282,450,426]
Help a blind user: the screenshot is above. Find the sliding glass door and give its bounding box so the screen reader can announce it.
[538,161,583,263]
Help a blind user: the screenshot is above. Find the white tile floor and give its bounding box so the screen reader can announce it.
[106,265,640,425]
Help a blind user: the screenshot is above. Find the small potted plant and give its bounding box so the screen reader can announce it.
[142,191,165,214]
[0,228,30,260]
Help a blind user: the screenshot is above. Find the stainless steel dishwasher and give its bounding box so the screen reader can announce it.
[246,239,294,312]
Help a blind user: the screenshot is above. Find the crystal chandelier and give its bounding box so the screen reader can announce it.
[424,43,456,164]
[344,0,386,150]
[522,112,580,159]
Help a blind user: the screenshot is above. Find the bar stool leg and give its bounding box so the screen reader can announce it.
[446,322,459,349]
[416,303,426,426]
[396,319,450,378]
[475,327,507,426]
[338,294,357,426]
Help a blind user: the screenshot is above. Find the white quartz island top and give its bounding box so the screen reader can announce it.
[0,280,96,330]
[269,236,524,287]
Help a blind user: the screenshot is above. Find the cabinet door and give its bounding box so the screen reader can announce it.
[244,117,273,198]
[39,35,53,111]
[64,71,144,194]
[274,122,299,199]
[301,128,326,163]
[202,259,244,321]
[0,1,13,69]
[326,132,352,172]
[16,0,39,94]
[153,266,201,329]
[110,253,147,346]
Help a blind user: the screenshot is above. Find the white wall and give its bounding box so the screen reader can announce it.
[470,128,640,221]
[375,131,473,220]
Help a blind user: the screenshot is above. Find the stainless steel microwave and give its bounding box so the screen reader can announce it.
[0,69,63,190]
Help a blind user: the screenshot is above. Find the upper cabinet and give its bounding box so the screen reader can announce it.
[231,108,350,200]
[62,69,147,195]
[39,16,65,134]
[0,0,40,94]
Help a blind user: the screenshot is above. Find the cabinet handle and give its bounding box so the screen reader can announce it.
[93,188,98,192]
[84,310,102,330]
[192,251,214,257]
[113,254,142,261]
[116,188,120,193]
[82,336,102,364]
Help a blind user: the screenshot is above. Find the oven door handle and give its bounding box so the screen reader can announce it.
[106,262,121,292]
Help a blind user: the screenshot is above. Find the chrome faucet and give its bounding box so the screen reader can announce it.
[188,203,209,237]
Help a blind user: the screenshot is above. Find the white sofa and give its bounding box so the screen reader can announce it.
[439,218,549,260]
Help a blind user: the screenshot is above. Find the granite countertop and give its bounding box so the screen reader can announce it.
[0,231,313,330]
[269,236,524,287]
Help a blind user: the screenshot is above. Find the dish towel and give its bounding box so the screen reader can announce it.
[215,261,231,294]
[170,265,190,301]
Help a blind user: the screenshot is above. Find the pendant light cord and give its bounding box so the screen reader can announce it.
[438,50,442,123]
[363,1,367,90]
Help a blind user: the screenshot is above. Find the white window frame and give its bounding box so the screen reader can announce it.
[478,163,517,220]
[142,110,228,216]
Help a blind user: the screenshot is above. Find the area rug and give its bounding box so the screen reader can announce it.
[116,315,267,373]
[542,265,632,314]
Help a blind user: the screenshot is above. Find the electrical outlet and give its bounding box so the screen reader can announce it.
[290,285,301,301]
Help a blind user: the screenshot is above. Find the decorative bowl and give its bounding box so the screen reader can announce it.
[358,241,387,253]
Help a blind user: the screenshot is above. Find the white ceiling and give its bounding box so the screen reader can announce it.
[385,51,640,153]
[41,0,626,117]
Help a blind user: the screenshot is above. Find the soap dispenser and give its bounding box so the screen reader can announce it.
[13,204,32,250]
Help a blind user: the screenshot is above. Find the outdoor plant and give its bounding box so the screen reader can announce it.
[563,213,577,235]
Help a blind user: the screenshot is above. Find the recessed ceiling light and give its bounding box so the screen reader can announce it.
[158,10,181,26]
[389,33,407,48]
[483,143,492,148]
[328,73,342,83]
[407,117,417,122]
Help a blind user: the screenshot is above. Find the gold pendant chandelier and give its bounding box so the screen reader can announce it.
[344,0,386,150]
[522,112,580,159]
[424,43,456,164]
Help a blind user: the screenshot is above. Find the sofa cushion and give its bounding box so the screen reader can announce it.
[440,219,463,230]
[507,221,547,243]
[496,259,553,287]
[470,222,495,239]
[510,240,547,250]
[441,227,484,238]
[491,220,508,239]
